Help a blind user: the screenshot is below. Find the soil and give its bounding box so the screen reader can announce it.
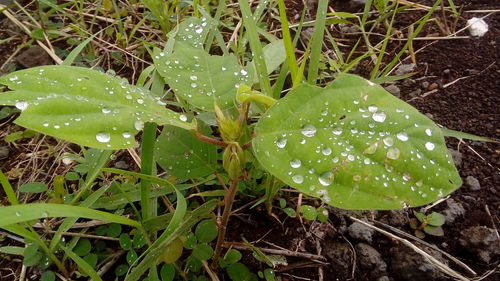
[0,1,499,281]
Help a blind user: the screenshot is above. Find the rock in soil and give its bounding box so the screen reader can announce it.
[114,160,129,170]
[348,219,375,243]
[448,149,462,167]
[0,146,9,160]
[465,175,481,191]
[379,210,408,227]
[390,244,447,280]
[355,243,387,279]
[442,198,465,224]
[384,84,401,97]
[459,226,500,263]
[323,241,353,277]
[395,63,416,76]
[16,46,53,68]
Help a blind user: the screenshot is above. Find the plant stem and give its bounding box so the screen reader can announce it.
[212,178,239,268]
[193,130,227,147]
[140,122,157,222]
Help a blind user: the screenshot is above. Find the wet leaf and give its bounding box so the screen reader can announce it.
[154,44,252,110]
[299,205,317,220]
[0,66,194,149]
[155,125,217,179]
[119,233,132,250]
[253,73,462,210]
[115,264,129,276]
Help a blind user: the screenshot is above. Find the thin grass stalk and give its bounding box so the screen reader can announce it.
[140,122,157,222]
[307,0,328,84]
[370,4,399,79]
[238,0,271,95]
[380,0,443,77]
[277,0,298,80]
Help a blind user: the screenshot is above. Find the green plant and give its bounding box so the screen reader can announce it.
[410,211,446,238]
[0,2,482,280]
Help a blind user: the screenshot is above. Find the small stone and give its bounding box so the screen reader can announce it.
[442,199,465,223]
[467,17,489,37]
[402,78,415,87]
[408,89,422,98]
[16,46,53,68]
[448,149,462,167]
[459,226,500,263]
[427,82,439,91]
[377,277,390,281]
[443,69,451,74]
[356,243,387,278]
[465,69,480,75]
[390,244,447,280]
[384,84,401,97]
[0,146,9,160]
[465,176,481,191]
[421,81,429,89]
[395,63,416,76]
[348,220,375,243]
[114,161,129,170]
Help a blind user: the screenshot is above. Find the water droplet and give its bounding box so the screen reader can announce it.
[301,124,317,137]
[43,122,49,127]
[276,138,287,148]
[372,112,386,122]
[41,212,49,218]
[179,114,188,122]
[386,147,400,160]
[397,132,409,141]
[347,155,355,161]
[102,107,111,114]
[425,142,435,151]
[137,98,144,104]
[134,120,144,131]
[368,105,378,113]
[425,128,432,136]
[322,147,332,156]
[122,131,132,139]
[240,69,248,75]
[190,75,198,81]
[195,27,203,34]
[364,142,379,154]
[191,83,197,88]
[290,159,301,168]
[96,132,111,143]
[15,100,28,111]
[332,157,339,163]
[383,137,394,147]
[332,127,342,135]
[292,174,304,184]
[15,211,21,216]
[364,158,371,165]
[318,172,333,186]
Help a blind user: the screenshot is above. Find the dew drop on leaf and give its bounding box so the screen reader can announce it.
[372,112,386,123]
[386,147,400,160]
[332,127,342,135]
[102,107,111,114]
[290,159,301,168]
[396,132,409,141]
[179,115,188,122]
[122,131,132,139]
[318,172,333,186]
[134,120,144,131]
[276,137,287,148]
[96,132,111,143]
[292,174,304,184]
[425,128,432,136]
[301,124,317,137]
[15,100,28,111]
[425,142,435,151]
[368,105,378,113]
[322,147,332,156]
[364,142,379,154]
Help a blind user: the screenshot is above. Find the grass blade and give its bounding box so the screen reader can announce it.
[307,0,329,84]
[238,0,271,95]
[441,128,495,142]
[0,203,141,228]
[63,31,100,66]
[0,170,19,205]
[277,0,298,80]
[60,244,103,281]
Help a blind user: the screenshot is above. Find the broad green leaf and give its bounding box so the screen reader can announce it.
[427,212,445,226]
[0,66,194,149]
[227,263,252,281]
[40,271,56,281]
[23,244,42,266]
[160,264,175,281]
[154,43,252,110]
[0,203,141,228]
[299,205,317,221]
[155,125,217,178]
[120,233,133,250]
[424,225,444,236]
[253,74,461,210]
[191,244,213,260]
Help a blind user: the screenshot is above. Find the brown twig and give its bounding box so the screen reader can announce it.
[222,242,328,261]
[212,179,240,268]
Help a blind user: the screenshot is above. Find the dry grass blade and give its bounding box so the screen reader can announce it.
[349,216,470,281]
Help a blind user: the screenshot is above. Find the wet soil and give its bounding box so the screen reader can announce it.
[0,1,499,281]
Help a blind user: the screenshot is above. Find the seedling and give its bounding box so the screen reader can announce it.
[410,211,446,238]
